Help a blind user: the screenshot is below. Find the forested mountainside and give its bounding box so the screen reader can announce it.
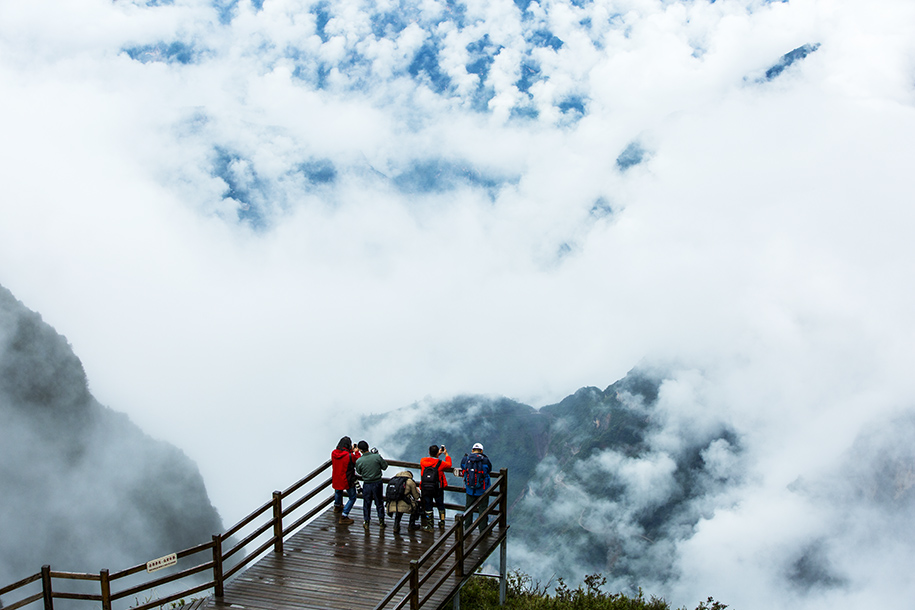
[363,368,915,595]
[0,284,222,584]
[362,368,741,584]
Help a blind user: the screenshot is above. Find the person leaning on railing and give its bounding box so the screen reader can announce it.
[461,442,493,532]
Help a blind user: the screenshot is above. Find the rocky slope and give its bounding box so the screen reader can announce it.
[364,368,915,599]
[0,284,223,584]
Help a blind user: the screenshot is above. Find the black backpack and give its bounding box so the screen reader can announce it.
[385,476,408,503]
[421,460,441,492]
[463,453,486,491]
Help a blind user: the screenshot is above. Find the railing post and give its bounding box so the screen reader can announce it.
[100,569,111,610]
[499,538,507,606]
[212,534,224,598]
[455,514,465,578]
[499,468,508,529]
[40,565,52,610]
[409,560,419,610]
[272,491,284,554]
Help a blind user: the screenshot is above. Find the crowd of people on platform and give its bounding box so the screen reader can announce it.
[330,436,493,534]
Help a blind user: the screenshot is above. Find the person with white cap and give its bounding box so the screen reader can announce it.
[460,442,492,533]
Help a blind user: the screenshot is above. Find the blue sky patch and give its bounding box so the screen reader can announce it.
[392,159,507,197]
[516,61,541,94]
[371,12,409,38]
[529,29,563,50]
[764,43,821,81]
[123,41,200,64]
[212,0,237,26]
[558,96,586,115]
[466,36,498,82]
[441,0,468,28]
[510,105,539,121]
[468,84,496,113]
[299,159,337,185]
[616,141,646,171]
[313,3,332,43]
[211,148,267,229]
[409,42,451,94]
[590,197,613,219]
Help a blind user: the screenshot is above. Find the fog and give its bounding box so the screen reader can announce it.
[1,0,914,607]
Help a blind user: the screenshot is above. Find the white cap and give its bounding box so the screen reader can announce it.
[472,442,484,451]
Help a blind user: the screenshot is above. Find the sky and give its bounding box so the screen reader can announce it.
[1,0,914,607]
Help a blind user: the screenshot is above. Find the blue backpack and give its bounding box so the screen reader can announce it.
[463,453,487,491]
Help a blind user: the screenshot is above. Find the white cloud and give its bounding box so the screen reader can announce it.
[1,0,915,606]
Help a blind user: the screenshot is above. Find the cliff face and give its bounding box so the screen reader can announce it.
[0,285,223,583]
[363,368,743,586]
[366,368,915,599]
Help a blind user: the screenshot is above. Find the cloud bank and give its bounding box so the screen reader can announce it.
[1,0,914,607]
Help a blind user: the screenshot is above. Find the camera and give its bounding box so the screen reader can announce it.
[440,445,446,452]
[370,447,379,454]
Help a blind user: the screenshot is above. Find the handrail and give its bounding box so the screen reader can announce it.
[0,573,41,597]
[372,467,509,610]
[280,458,333,497]
[0,460,508,610]
[222,498,273,540]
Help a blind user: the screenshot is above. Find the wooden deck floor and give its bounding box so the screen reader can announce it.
[192,509,505,610]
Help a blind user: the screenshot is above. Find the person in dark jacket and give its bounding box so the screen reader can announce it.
[331,436,360,525]
[355,440,388,530]
[461,442,492,532]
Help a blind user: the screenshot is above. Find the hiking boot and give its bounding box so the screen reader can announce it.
[339,517,354,525]
[393,526,401,534]
[363,521,370,531]
[333,505,343,513]
[379,520,386,529]
[422,524,433,532]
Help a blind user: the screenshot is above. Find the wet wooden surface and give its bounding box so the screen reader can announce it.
[189,509,504,610]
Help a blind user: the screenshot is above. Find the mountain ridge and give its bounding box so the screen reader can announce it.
[0,284,223,584]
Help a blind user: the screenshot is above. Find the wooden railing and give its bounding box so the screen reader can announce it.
[0,460,508,610]
[373,466,509,610]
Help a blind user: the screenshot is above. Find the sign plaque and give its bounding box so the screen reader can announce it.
[146,553,177,573]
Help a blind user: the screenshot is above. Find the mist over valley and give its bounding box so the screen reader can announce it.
[0,285,222,586]
[3,0,915,608]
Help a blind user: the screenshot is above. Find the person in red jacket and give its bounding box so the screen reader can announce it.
[419,444,452,530]
[331,436,360,525]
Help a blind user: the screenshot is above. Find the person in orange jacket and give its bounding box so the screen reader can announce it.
[419,444,452,530]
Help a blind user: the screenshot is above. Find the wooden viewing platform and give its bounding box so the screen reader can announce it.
[0,460,509,610]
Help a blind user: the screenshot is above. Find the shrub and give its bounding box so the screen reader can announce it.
[452,570,727,610]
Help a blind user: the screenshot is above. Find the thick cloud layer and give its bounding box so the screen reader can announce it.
[1,1,914,607]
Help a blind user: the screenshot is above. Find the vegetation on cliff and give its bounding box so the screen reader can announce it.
[456,571,728,610]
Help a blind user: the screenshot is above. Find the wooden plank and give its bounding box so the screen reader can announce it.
[185,508,506,610]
